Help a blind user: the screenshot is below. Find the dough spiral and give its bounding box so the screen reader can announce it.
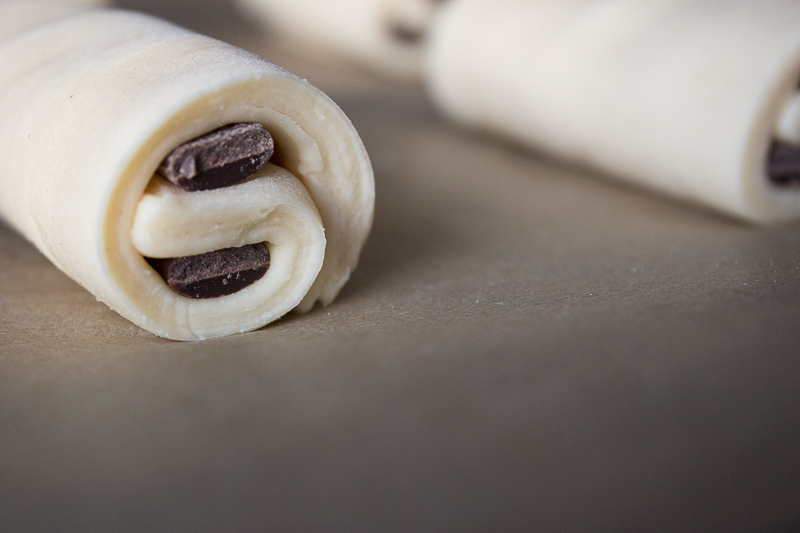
[0,5,374,340]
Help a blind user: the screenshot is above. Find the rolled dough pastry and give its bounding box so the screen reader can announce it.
[427,0,800,222]
[236,0,444,79]
[0,4,374,340]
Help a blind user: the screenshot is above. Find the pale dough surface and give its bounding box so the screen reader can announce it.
[0,5,373,340]
[427,0,800,222]
[236,0,441,79]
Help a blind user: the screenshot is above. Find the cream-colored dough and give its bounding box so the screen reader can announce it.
[0,5,374,340]
[427,0,800,222]
[236,0,443,80]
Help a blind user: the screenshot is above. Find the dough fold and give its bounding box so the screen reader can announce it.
[428,0,800,222]
[0,5,374,340]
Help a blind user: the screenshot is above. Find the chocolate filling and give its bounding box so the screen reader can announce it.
[390,24,425,44]
[146,243,270,299]
[147,123,278,299]
[388,0,449,45]
[157,122,274,191]
[768,141,800,187]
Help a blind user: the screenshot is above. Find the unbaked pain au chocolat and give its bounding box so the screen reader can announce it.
[428,0,800,222]
[0,1,374,340]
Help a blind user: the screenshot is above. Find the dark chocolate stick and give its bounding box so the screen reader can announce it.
[158,123,274,191]
[390,24,425,44]
[388,0,448,44]
[768,141,800,187]
[146,243,270,299]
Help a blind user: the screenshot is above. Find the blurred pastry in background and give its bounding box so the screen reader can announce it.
[427,0,800,222]
[236,0,447,80]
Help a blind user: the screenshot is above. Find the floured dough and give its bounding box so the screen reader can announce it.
[236,0,444,80]
[427,0,800,222]
[0,4,374,340]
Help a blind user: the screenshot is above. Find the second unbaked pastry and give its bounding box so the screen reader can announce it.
[428,0,800,222]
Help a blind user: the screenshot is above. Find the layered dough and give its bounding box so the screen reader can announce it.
[0,5,374,340]
[428,0,800,222]
[236,0,445,79]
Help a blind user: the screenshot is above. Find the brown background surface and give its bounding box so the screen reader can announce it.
[1,1,800,531]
